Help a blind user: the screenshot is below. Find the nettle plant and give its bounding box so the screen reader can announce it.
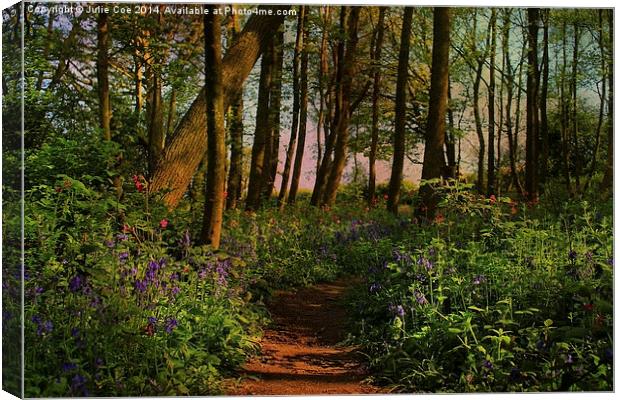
[20,174,262,396]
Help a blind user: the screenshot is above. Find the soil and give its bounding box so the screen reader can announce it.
[227,277,381,395]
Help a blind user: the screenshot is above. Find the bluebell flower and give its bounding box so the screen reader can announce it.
[69,275,84,292]
[369,282,382,293]
[165,317,178,333]
[414,290,428,305]
[119,251,129,262]
[62,363,77,372]
[104,239,115,248]
[482,360,493,369]
[148,316,157,324]
[134,279,147,293]
[116,233,129,241]
[568,250,578,260]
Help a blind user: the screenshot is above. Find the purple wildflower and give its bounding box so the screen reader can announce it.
[104,239,115,248]
[148,316,157,324]
[62,363,77,372]
[568,250,578,260]
[414,290,428,305]
[171,286,180,296]
[119,251,129,262]
[116,233,129,241]
[71,327,80,337]
[134,279,147,293]
[482,360,493,369]
[165,317,178,333]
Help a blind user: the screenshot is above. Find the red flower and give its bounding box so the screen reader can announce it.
[132,175,145,192]
[489,195,497,205]
[383,194,389,200]
[144,323,155,337]
[434,214,445,224]
[159,219,169,229]
[122,224,132,233]
[583,303,594,312]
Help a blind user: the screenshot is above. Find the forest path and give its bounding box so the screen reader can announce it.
[227,277,381,395]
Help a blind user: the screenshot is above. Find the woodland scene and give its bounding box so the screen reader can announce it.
[1,1,614,396]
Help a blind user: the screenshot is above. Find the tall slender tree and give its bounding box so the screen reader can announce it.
[96,12,111,141]
[601,9,613,192]
[322,7,361,206]
[387,7,413,214]
[525,8,540,200]
[486,9,497,196]
[278,6,306,204]
[226,10,244,210]
[246,39,274,211]
[200,7,226,249]
[418,7,451,217]
[288,10,310,204]
[367,7,386,205]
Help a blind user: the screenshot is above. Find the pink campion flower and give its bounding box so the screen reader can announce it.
[489,195,497,205]
[132,175,145,192]
[159,219,169,229]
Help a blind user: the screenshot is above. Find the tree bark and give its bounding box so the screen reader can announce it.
[571,18,581,192]
[278,6,305,205]
[245,38,274,211]
[150,7,288,208]
[539,10,550,185]
[288,9,310,204]
[486,9,497,196]
[226,12,244,210]
[97,12,112,141]
[368,7,387,205]
[417,7,451,218]
[601,9,613,192]
[525,8,540,200]
[263,26,284,200]
[560,19,573,194]
[200,7,227,249]
[322,7,361,206]
[387,7,413,214]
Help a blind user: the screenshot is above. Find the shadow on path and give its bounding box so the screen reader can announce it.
[227,278,380,395]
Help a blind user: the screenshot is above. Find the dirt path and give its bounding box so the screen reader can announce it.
[228,278,380,395]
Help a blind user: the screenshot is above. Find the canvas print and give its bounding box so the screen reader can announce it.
[1,1,614,397]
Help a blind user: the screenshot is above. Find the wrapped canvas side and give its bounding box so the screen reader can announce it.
[2,1,24,398]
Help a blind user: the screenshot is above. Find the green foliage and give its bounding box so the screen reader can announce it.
[342,187,613,392]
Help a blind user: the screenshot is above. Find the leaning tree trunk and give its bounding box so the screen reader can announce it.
[97,12,111,141]
[368,7,386,205]
[321,7,361,206]
[525,8,540,201]
[417,7,451,218]
[288,9,310,204]
[199,8,226,249]
[245,39,274,211]
[150,7,288,209]
[387,7,413,215]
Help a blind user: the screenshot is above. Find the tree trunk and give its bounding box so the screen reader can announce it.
[571,18,581,192]
[200,8,227,249]
[601,9,613,193]
[311,7,346,206]
[288,10,310,204]
[585,10,606,190]
[368,7,387,205]
[263,26,284,200]
[417,7,451,218]
[150,7,288,208]
[486,9,497,196]
[539,10,550,185]
[278,6,305,205]
[445,78,457,179]
[560,19,573,194]
[245,38,274,211]
[387,7,413,214]
[322,7,361,206]
[97,12,111,141]
[472,10,487,193]
[502,10,522,195]
[525,8,540,201]
[226,12,244,210]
